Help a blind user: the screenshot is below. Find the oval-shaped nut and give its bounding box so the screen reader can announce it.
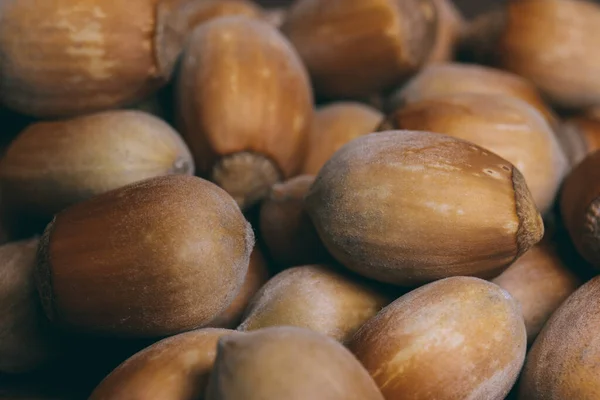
[237,265,391,343]
[259,175,331,269]
[383,93,567,214]
[386,63,557,126]
[561,150,600,268]
[35,175,254,337]
[559,115,600,168]
[305,130,544,286]
[518,275,600,399]
[0,239,58,373]
[282,0,437,99]
[0,0,189,117]
[209,248,270,329]
[492,241,581,344]
[301,102,384,175]
[177,17,313,209]
[349,277,527,400]
[495,0,600,109]
[205,326,384,400]
[0,110,194,220]
[89,328,241,400]
[426,0,464,64]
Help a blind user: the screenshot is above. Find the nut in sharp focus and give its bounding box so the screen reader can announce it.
[305,130,544,286]
[35,175,254,337]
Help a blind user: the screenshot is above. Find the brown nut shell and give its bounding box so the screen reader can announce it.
[0,239,58,373]
[35,175,254,337]
[0,0,188,117]
[496,0,600,109]
[492,241,581,344]
[305,130,544,286]
[518,275,600,399]
[559,115,600,168]
[0,110,194,220]
[89,328,241,400]
[282,0,437,99]
[383,93,567,214]
[176,16,313,209]
[205,326,384,400]
[259,175,331,269]
[237,265,391,343]
[180,0,264,30]
[386,62,557,127]
[301,102,384,175]
[349,277,526,400]
[208,248,270,329]
[560,150,600,268]
[426,0,464,64]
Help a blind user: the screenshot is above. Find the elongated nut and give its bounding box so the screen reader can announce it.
[426,0,465,64]
[35,175,254,337]
[209,248,270,329]
[305,130,544,286]
[0,110,194,221]
[561,150,600,269]
[0,239,59,373]
[492,240,581,344]
[237,265,391,343]
[0,0,190,117]
[177,17,313,209]
[383,93,567,214]
[205,327,385,400]
[301,102,384,175]
[386,62,557,127]
[259,175,331,269]
[349,277,526,400]
[89,328,241,400]
[282,0,437,99]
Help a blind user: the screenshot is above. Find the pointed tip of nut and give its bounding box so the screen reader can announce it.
[35,218,57,323]
[211,152,282,210]
[513,168,544,257]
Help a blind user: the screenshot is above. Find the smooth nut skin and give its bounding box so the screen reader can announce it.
[0,110,194,220]
[559,115,600,168]
[0,0,187,117]
[0,239,58,373]
[282,0,437,99]
[518,275,600,399]
[349,277,527,400]
[259,175,331,269]
[89,328,240,400]
[383,93,568,214]
[305,130,544,286]
[561,150,600,269]
[237,265,391,343]
[493,241,581,344]
[208,248,270,329]
[426,0,464,64]
[181,0,264,30]
[35,175,254,337]
[387,62,557,126]
[495,0,600,109]
[301,102,384,175]
[205,326,385,400]
[176,16,312,180]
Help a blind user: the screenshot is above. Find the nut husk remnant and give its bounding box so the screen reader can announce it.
[177,17,313,210]
[282,0,437,99]
[0,0,190,117]
[305,130,544,286]
[205,326,385,400]
[349,277,526,400]
[35,175,254,337]
[493,241,581,344]
[383,93,567,214]
[259,175,331,269]
[237,265,391,343]
[518,275,600,399]
[89,328,241,400]
[0,110,194,220]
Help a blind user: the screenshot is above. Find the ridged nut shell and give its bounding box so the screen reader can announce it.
[35,175,254,337]
[305,130,544,286]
